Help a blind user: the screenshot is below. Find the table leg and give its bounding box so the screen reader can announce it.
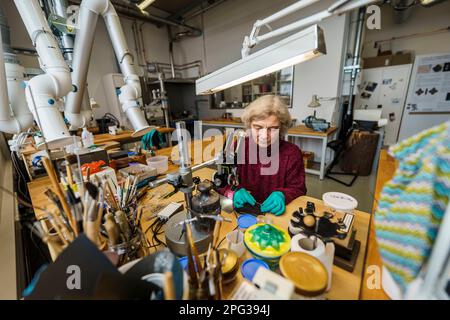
[320,137,327,180]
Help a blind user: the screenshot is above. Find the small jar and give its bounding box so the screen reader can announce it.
[108,230,146,266]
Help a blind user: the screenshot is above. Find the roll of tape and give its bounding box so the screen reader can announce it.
[291,233,325,258]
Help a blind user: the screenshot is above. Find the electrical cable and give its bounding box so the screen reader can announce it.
[103,112,121,127]
[10,151,31,202]
[28,223,51,262]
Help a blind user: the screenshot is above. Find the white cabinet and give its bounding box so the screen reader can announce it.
[354,64,413,145]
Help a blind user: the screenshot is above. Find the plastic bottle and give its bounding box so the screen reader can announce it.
[81,127,94,147]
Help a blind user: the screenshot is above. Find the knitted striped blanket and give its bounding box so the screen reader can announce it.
[375,120,450,293]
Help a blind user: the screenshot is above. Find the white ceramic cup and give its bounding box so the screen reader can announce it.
[226,229,246,257]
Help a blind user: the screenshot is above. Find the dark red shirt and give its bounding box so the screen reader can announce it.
[234,137,307,204]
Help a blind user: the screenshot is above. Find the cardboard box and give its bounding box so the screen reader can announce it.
[302,151,314,169]
[362,53,412,69]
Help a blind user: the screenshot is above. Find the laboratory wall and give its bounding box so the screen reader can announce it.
[363,1,450,141]
[174,0,348,161]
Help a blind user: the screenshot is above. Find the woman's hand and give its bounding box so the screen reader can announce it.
[233,188,256,209]
[261,191,285,216]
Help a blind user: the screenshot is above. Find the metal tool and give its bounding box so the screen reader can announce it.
[164,121,231,257]
[302,111,330,132]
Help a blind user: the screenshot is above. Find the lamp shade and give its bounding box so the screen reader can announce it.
[308,94,321,108]
[196,25,326,95]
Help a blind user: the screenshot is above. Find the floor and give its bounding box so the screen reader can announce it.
[305,169,378,214]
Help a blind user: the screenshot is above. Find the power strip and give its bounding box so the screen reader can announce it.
[157,202,184,221]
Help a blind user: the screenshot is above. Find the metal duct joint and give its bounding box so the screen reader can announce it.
[0,4,12,53]
[391,0,416,23]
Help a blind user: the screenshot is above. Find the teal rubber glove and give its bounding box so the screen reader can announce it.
[261,191,285,216]
[233,188,256,209]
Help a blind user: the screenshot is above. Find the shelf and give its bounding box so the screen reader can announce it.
[148,78,197,85]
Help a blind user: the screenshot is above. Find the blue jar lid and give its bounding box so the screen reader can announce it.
[178,256,188,270]
[241,258,269,281]
[238,214,257,229]
[178,256,199,272]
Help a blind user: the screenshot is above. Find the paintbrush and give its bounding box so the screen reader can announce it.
[51,211,75,242]
[29,221,64,257]
[163,271,176,300]
[41,157,78,235]
[104,177,119,210]
[212,219,222,249]
[103,212,121,245]
[47,212,69,246]
[84,182,100,244]
[115,210,130,241]
[65,161,74,186]
[84,182,99,213]
[185,222,203,274]
[184,223,199,288]
[44,188,73,234]
[66,184,84,234]
[94,188,105,246]
[85,166,91,183]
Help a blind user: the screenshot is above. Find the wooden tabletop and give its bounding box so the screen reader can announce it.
[141,167,371,300]
[202,120,338,138]
[202,119,243,126]
[20,127,175,156]
[287,125,338,137]
[93,127,175,145]
[27,135,225,220]
[360,149,397,300]
[26,135,371,299]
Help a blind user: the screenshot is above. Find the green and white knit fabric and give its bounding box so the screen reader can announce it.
[375,120,450,293]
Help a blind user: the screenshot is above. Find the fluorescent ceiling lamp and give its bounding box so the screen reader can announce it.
[196,24,326,95]
[419,0,447,6]
[137,0,156,11]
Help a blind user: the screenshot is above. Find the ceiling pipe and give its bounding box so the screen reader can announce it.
[183,0,227,23]
[69,0,202,35]
[391,0,416,24]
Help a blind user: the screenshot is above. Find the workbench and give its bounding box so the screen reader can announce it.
[20,127,175,157]
[286,125,338,180]
[202,119,246,129]
[139,167,370,300]
[27,135,224,220]
[202,120,339,180]
[20,127,176,181]
[26,135,371,300]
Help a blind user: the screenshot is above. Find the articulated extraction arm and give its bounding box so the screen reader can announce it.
[0,4,33,134]
[43,0,93,129]
[65,0,152,136]
[14,0,75,149]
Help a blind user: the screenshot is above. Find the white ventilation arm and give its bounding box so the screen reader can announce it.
[0,31,33,134]
[14,0,74,149]
[65,0,152,136]
[242,0,377,57]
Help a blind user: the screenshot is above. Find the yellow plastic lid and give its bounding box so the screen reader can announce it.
[280,252,328,297]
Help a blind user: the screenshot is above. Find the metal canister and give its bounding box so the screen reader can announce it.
[190,181,221,232]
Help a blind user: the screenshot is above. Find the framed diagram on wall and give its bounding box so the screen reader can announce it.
[406,53,450,114]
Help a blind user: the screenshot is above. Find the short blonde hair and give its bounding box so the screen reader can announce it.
[241,95,292,136]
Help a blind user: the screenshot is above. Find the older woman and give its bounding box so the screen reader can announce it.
[233,95,306,216]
